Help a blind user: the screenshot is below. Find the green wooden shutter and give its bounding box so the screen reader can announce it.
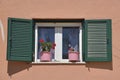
[7,18,33,61]
[84,19,112,61]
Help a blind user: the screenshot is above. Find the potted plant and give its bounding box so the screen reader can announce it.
[39,39,56,62]
[68,47,79,62]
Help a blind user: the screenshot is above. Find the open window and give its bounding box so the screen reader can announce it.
[34,22,83,63]
[7,18,112,64]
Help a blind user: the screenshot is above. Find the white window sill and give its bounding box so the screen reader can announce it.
[32,61,86,65]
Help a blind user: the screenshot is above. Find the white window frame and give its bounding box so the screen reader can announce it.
[33,22,85,64]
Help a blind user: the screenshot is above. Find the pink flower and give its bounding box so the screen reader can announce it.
[52,43,56,49]
[53,43,56,46]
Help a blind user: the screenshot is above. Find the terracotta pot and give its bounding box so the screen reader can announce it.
[40,51,51,62]
[68,51,79,62]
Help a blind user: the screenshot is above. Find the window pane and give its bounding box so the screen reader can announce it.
[62,27,79,59]
[38,27,55,59]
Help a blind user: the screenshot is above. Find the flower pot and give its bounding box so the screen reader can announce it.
[68,51,79,62]
[40,51,51,62]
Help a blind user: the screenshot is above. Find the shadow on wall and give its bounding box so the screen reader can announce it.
[85,62,113,71]
[7,61,32,76]
[7,61,113,76]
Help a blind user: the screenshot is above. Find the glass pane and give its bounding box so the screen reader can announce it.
[38,27,55,59]
[62,27,79,59]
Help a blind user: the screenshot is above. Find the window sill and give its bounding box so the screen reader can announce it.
[32,61,86,65]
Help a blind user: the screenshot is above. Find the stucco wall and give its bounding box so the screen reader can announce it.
[0,0,120,80]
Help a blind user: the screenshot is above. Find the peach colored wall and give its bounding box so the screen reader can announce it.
[0,0,120,80]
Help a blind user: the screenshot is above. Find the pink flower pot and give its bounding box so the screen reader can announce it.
[68,52,79,62]
[40,51,51,62]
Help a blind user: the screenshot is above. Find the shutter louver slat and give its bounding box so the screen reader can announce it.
[84,20,112,61]
[7,18,33,61]
[87,23,107,58]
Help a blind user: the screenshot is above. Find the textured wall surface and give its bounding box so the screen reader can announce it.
[0,0,120,80]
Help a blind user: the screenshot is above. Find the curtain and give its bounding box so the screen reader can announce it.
[62,27,79,59]
[38,27,55,59]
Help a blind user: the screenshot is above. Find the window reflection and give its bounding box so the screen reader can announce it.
[38,27,55,59]
[62,27,79,59]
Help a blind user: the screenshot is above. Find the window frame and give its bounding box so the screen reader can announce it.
[34,22,85,63]
[7,18,112,64]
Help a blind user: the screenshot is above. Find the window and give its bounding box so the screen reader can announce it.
[37,27,55,60]
[62,27,79,59]
[7,18,112,64]
[34,23,83,63]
